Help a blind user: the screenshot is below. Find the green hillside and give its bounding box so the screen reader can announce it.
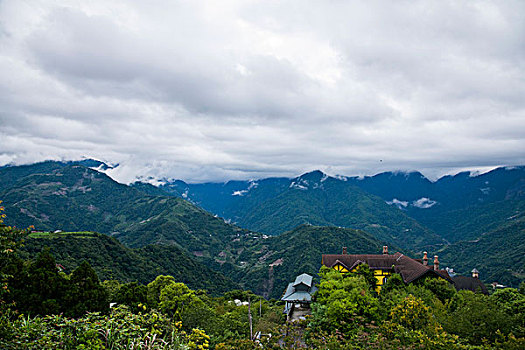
[236,174,443,251]
[410,199,525,243]
[436,218,525,287]
[0,162,253,256]
[224,224,396,299]
[3,161,523,295]
[20,231,238,294]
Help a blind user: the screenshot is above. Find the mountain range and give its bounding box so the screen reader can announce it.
[143,166,525,245]
[1,160,523,294]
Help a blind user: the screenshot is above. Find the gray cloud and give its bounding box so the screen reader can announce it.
[0,0,524,183]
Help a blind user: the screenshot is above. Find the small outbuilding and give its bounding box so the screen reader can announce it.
[281,273,317,322]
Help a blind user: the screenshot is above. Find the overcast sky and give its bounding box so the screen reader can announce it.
[1,0,524,183]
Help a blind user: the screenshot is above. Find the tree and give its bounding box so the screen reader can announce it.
[17,248,66,315]
[491,288,525,338]
[310,266,380,335]
[101,279,122,301]
[64,260,108,317]
[115,281,148,313]
[159,282,198,317]
[0,200,30,313]
[444,290,511,344]
[420,276,456,303]
[147,275,176,308]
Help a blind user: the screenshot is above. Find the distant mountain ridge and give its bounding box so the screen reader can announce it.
[133,164,524,287]
[143,166,524,245]
[144,170,444,251]
[0,161,252,254]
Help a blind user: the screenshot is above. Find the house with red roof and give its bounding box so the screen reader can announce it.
[322,246,452,292]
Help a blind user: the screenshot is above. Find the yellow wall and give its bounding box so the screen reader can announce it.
[372,269,391,293]
[331,263,391,293]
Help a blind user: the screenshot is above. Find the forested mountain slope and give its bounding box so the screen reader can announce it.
[3,161,524,290]
[436,218,525,287]
[220,224,398,299]
[346,167,525,243]
[20,231,238,294]
[152,166,524,246]
[152,170,443,251]
[2,162,397,297]
[0,162,252,255]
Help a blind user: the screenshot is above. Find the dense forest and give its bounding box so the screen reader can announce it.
[1,203,524,349]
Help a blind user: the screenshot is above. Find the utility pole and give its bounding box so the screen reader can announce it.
[259,297,262,317]
[248,297,253,340]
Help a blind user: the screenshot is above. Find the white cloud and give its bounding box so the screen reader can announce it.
[412,198,437,209]
[0,0,524,183]
[386,199,409,209]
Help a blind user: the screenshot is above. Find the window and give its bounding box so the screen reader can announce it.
[333,264,349,273]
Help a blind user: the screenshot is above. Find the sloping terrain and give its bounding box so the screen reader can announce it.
[154,170,443,251]
[156,166,525,245]
[348,167,525,243]
[224,225,398,299]
[3,161,524,292]
[0,162,253,255]
[436,218,525,287]
[20,231,238,294]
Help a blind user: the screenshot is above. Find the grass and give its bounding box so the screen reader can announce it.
[29,231,96,238]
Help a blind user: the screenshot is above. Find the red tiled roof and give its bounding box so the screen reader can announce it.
[322,252,452,284]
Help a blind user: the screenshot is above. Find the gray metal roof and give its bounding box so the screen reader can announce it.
[281,274,317,302]
[292,273,313,287]
[282,286,318,302]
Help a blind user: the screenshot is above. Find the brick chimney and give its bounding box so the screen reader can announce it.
[433,255,439,271]
[471,268,479,278]
[382,246,388,255]
[422,251,428,266]
[342,246,347,254]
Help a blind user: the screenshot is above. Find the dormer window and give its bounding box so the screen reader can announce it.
[333,263,349,273]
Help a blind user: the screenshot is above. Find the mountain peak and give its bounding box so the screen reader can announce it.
[296,170,327,182]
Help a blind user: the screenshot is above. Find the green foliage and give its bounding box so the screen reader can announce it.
[308,266,525,349]
[101,279,121,301]
[443,290,513,344]
[389,295,432,330]
[21,231,239,294]
[310,266,381,335]
[15,248,67,315]
[114,281,148,313]
[5,246,109,318]
[490,289,525,338]
[0,201,30,310]
[420,276,457,303]
[350,263,378,292]
[159,282,199,317]
[380,273,406,294]
[64,261,109,317]
[187,328,210,349]
[148,275,177,308]
[0,305,189,349]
